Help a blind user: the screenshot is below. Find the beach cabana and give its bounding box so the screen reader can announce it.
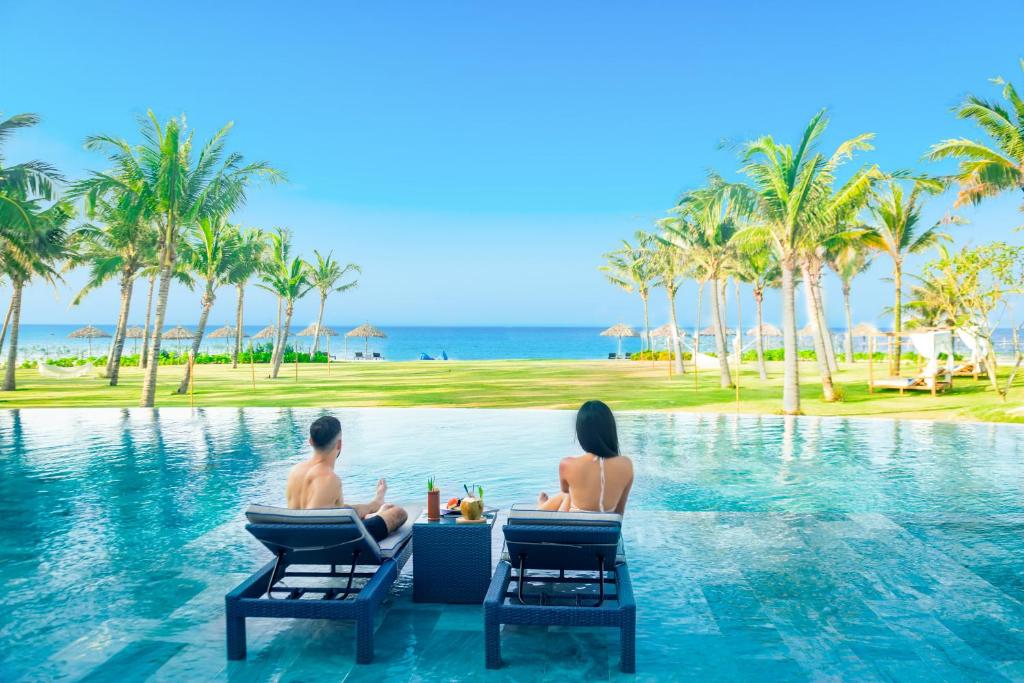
[69,325,111,356]
[954,326,989,379]
[600,323,636,359]
[346,323,386,359]
[868,329,955,396]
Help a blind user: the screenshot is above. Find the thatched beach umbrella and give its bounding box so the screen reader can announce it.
[208,324,238,354]
[252,325,277,341]
[162,325,193,353]
[298,323,339,369]
[747,323,783,338]
[650,324,684,338]
[346,323,386,356]
[600,323,636,358]
[700,325,734,336]
[124,325,146,354]
[850,322,882,337]
[797,323,817,338]
[69,324,111,356]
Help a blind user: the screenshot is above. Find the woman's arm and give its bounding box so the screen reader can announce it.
[613,472,633,515]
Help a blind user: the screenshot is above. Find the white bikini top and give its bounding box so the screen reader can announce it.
[570,455,606,513]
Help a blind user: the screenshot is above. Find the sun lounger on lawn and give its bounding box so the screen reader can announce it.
[354,352,364,360]
[870,359,952,396]
[483,505,635,673]
[372,352,382,360]
[225,504,415,664]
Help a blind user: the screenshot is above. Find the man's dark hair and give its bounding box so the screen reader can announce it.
[575,400,619,459]
[310,416,342,450]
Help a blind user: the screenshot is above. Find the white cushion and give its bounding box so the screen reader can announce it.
[508,504,622,526]
[377,506,420,557]
[246,504,359,525]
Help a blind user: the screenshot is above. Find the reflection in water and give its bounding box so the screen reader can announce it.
[2,407,1024,678]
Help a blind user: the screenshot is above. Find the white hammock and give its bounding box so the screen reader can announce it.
[681,340,724,370]
[38,361,96,379]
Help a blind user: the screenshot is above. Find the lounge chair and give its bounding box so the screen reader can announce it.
[354,351,364,360]
[870,359,952,396]
[608,352,618,360]
[952,359,987,378]
[225,504,415,664]
[372,352,382,360]
[483,506,635,673]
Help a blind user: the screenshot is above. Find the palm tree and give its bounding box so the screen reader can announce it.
[904,248,962,329]
[733,239,781,380]
[73,111,283,406]
[225,227,268,368]
[66,192,156,385]
[827,240,873,363]
[651,230,687,374]
[734,110,874,412]
[600,232,657,354]
[258,229,311,379]
[2,201,75,391]
[666,178,740,388]
[0,112,63,235]
[863,177,951,373]
[175,217,240,393]
[927,59,1024,208]
[306,250,360,359]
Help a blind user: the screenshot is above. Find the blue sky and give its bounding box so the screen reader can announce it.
[3,1,1024,328]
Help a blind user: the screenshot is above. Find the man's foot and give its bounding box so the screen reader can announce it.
[538,492,549,505]
[375,478,388,503]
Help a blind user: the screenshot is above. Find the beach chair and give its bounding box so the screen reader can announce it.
[869,359,952,396]
[354,351,364,360]
[372,352,382,360]
[225,504,415,664]
[608,352,618,360]
[483,506,635,673]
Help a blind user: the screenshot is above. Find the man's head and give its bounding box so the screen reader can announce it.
[309,415,342,455]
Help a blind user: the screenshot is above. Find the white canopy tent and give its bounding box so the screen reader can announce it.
[868,329,954,396]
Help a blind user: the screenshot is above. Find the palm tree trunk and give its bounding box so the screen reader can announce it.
[232,284,245,369]
[107,272,135,386]
[177,286,215,393]
[893,262,903,375]
[270,296,284,374]
[310,293,327,359]
[0,296,14,359]
[709,277,732,388]
[140,272,156,370]
[801,263,836,401]
[842,281,854,364]
[813,277,838,373]
[754,288,767,380]
[1,281,23,391]
[271,301,293,379]
[140,255,174,408]
[780,261,801,414]
[667,284,684,374]
[641,293,650,355]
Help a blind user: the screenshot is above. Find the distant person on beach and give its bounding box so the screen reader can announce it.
[536,400,633,514]
[286,415,407,540]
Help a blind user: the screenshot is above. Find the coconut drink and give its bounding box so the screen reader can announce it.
[460,484,484,521]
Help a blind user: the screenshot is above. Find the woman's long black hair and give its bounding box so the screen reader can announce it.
[575,400,619,458]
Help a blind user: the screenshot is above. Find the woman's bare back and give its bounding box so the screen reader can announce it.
[561,453,634,514]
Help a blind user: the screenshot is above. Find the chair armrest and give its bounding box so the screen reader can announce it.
[484,560,513,607]
[614,563,635,609]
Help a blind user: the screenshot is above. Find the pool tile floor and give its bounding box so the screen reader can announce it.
[21,510,1024,682]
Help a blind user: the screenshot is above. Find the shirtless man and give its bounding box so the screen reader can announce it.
[286,415,407,542]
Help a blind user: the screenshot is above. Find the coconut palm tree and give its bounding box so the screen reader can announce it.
[827,240,873,363]
[225,227,268,368]
[651,230,687,374]
[0,112,63,236]
[175,217,240,393]
[258,229,311,379]
[927,59,1024,208]
[72,111,283,406]
[732,238,781,380]
[2,201,75,391]
[306,250,360,359]
[863,177,951,373]
[600,232,657,354]
[66,192,156,385]
[733,110,874,412]
[665,178,741,388]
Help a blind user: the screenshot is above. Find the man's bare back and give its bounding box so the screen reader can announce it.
[287,416,408,540]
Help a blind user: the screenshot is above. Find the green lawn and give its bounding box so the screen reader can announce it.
[2,358,1023,423]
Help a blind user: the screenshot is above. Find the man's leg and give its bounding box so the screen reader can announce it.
[373,504,408,533]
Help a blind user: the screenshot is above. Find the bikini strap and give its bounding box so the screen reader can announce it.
[594,455,606,513]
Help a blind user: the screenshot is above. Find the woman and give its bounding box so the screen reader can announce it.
[537,400,634,514]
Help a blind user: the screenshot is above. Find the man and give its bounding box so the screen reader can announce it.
[286,415,407,542]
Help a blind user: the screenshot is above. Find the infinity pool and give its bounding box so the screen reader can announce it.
[2,408,1024,681]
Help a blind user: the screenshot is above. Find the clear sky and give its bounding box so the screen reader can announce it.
[3,1,1024,329]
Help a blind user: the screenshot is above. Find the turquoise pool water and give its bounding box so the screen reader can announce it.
[2,408,1024,681]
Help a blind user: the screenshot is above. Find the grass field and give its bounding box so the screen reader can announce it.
[2,358,1023,423]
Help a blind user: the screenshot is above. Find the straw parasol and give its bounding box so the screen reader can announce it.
[297,323,339,338]
[850,322,883,337]
[346,323,387,356]
[797,323,817,337]
[252,325,277,340]
[600,323,636,358]
[125,325,146,354]
[650,324,685,338]
[747,323,783,338]
[699,325,733,336]
[208,324,238,354]
[162,325,193,353]
[69,324,111,356]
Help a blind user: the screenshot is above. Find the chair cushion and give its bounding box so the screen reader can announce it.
[377,506,420,558]
[246,503,359,525]
[508,504,622,526]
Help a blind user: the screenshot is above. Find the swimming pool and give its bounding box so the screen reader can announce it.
[2,408,1024,681]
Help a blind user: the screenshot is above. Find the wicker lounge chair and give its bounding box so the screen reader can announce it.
[225,504,415,664]
[483,506,635,673]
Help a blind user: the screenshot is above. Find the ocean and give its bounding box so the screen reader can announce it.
[7,324,1016,361]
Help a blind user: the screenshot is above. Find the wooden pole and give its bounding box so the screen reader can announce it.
[327,335,331,376]
[735,279,741,407]
[189,351,195,408]
[249,340,256,391]
[868,336,875,393]
[294,336,299,382]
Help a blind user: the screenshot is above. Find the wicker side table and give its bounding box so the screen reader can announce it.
[412,510,497,603]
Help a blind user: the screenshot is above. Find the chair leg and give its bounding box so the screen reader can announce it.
[620,613,636,673]
[484,609,501,669]
[226,613,247,660]
[356,612,374,664]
